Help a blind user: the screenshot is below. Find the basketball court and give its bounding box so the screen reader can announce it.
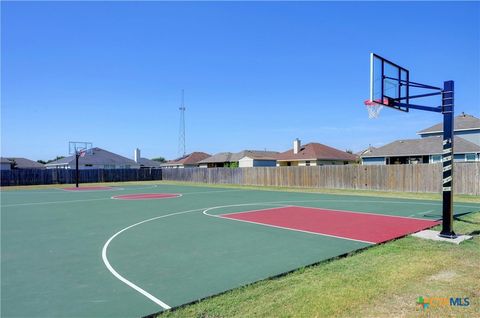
[2,183,478,317]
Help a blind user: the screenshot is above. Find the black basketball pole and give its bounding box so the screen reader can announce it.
[75,152,80,188]
[440,81,456,238]
[392,81,457,238]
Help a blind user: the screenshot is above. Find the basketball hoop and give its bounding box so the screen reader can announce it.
[364,99,385,119]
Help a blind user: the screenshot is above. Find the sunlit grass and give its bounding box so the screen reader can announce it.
[158,212,480,318]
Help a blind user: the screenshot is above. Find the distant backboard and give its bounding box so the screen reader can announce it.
[69,141,93,156]
[370,53,409,111]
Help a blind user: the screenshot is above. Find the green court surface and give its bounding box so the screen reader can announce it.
[1,183,479,317]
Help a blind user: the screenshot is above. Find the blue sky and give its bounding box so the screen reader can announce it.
[2,1,479,161]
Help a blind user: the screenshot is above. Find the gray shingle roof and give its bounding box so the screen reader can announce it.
[362,136,480,158]
[198,150,279,164]
[2,157,45,169]
[198,152,233,164]
[234,150,279,161]
[137,158,163,167]
[417,113,480,134]
[45,147,138,166]
[356,146,377,156]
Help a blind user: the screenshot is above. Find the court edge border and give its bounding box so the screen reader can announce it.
[111,193,183,200]
[101,198,457,314]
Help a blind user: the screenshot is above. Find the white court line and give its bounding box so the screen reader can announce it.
[101,202,294,310]
[260,198,479,210]
[101,208,206,310]
[124,184,159,190]
[109,189,243,200]
[56,187,125,192]
[0,185,158,195]
[282,205,435,222]
[202,204,375,245]
[181,189,244,195]
[100,198,479,310]
[1,189,241,207]
[111,194,183,200]
[411,209,435,217]
[1,198,111,207]
[2,195,477,210]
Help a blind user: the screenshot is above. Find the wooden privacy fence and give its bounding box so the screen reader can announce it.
[162,163,480,196]
[1,164,479,195]
[0,168,162,186]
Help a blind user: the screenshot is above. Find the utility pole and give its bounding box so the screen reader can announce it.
[178,89,186,157]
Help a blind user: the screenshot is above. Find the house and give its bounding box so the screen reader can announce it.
[276,139,357,166]
[45,147,141,169]
[1,157,12,170]
[238,153,278,168]
[197,152,234,168]
[361,113,480,165]
[361,136,480,165]
[356,146,377,157]
[0,157,45,170]
[417,112,480,145]
[132,148,162,168]
[198,150,279,168]
[162,152,211,168]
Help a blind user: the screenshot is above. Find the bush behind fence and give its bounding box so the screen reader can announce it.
[0,168,162,186]
[162,163,480,196]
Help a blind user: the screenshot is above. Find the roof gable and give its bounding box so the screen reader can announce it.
[2,157,45,168]
[417,113,480,134]
[198,150,279,163]
[167,152,211,165]
[137,158,163,167]
[45,147,138,166]
[276,143,357,161]
[362,136,480,157]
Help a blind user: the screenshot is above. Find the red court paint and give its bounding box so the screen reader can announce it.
[112,193,181,200]
[221,206,440,244]
[62,186,115,191]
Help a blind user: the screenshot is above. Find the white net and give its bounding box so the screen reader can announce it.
[364,100,384,119]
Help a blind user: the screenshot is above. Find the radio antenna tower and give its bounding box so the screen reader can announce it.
[178,89,186,157]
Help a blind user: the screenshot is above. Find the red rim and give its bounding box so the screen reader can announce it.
[364,98,388,106]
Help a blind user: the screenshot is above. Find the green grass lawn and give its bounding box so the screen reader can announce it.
[156,198,479,318]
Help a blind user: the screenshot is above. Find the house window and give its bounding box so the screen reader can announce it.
[431,155,442,163]
[85,164,93,167]
[465,153,477,162]
[453,154,465,162]
[305,161,310,166]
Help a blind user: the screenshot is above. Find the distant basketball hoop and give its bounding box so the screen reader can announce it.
[68,141,93,188]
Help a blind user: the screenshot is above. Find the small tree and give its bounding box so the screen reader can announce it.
[46,156,65,164]
[226,162,239,168]
[152,157,166,163]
